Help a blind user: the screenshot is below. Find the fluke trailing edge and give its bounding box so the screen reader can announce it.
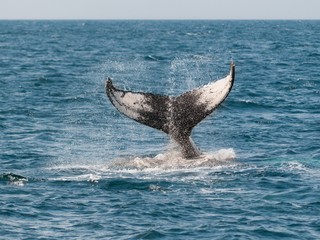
[105,62,235,159]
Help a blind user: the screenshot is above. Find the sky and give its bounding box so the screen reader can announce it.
[0,0,319,20]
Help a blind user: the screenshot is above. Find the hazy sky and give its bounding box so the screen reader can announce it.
[0,0,319,20]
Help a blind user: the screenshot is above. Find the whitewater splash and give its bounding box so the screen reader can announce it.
[49,148,236,175]
[111,148,236,171]
[43,148,236,183]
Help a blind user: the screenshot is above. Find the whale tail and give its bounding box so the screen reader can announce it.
[106,62,235,159]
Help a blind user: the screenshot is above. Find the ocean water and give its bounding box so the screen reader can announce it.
[0,20,319,239]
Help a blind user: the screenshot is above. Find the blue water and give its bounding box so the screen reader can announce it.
[1,20,320,239]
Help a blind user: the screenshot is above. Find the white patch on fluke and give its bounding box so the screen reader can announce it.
[196,74,233,111]
[110,91,152,120]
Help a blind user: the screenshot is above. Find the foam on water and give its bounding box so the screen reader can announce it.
[45,148,236,182]
[110,148,236,171]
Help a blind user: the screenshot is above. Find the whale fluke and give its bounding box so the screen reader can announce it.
[106,62,235,159]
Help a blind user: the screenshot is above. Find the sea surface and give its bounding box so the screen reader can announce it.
[1,20,320,239]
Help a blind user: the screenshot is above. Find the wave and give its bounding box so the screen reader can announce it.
[144,55,167,61]
[229,99,276,110]
[0,173,28,186]
[5,158,320,193]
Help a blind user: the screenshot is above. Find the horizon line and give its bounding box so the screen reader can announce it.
[0,18,319,21]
